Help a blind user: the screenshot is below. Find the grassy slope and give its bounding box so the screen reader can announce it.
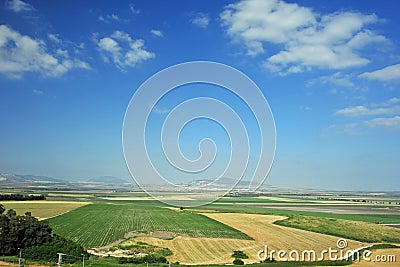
[275,215,400,243]
[47,202,251,248]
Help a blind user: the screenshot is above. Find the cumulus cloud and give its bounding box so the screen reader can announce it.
[191,13,210,28]
[96,31,154,70]
[307,72,355,88]
[335,105,400,117]
[151,30,163,37]
[359,64,400,82]
[221,0,388,73]
[5,0,33,13]
[335,98,400,132]
[0,25,90,79]
[364,116,400,128]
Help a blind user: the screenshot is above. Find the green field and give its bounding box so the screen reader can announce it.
[200,203,400,224]
[275,215,400,243]
[47,202,251,248]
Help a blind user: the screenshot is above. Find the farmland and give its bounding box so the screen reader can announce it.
[132,213,363,264]
[2,189,400,266]
[275,215,400,243]
[47,202,250,248]
[1,200,89,219]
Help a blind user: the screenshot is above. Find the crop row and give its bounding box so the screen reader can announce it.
[47,203,250,248]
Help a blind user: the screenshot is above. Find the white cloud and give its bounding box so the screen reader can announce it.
[129,4,140,15]
[98,14,125,23]
[97,31,154,70]
[335,98,400,131]
[359,64,400,81]
[221,0,388,73]
[151,30,163,37]
[307,72,355,88]
[32,89,43,94]
[48,33,61,43]
[300,106,312,111]
[5,0,33,13]
[335,105,400,117]
[0,25,90,79]
[191,13,210,28]
[371,97,400,107]
[364,116,400,128]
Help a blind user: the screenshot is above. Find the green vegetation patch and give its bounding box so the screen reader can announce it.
[275,215,400,243]
[118,241,172,257]
[201,203,400,224]
[47,203,251,248]
[232,250,249,259]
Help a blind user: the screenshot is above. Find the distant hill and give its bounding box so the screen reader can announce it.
[189,177,251,186]
[0,173,67,184]
[85,176,130,185]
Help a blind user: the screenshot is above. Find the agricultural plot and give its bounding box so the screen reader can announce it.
[47,203,250,248]
[0,201,89,219]
[201,203,400,224]
[275,215,400,243]
[131,236,257,265]
[134,213,364,264]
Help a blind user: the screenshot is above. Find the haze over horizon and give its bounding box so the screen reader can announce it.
[1,0,399,191]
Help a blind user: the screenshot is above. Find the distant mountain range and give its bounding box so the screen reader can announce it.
[189,177,251,186]
[0,173,130,185]
[0,173,67,184]
[85,176,130,185]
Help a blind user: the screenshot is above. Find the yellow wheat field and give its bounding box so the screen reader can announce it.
[132,213,365,265]
[1,201,89,219]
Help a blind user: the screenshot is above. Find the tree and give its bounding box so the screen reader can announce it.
[232,250,248,259]
[6,209,16,218]
[233,258,244,265]
[0,203,5,214]
[0,208,52,255]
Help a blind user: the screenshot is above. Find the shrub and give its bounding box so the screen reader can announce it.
[232,250,248,259]
[233,258,244,265]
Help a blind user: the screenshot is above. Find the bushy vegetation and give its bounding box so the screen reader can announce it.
[48,203,251,248]
[232,250,248,259]
[0,204,85,263]
[22,235,88,263]
[118,241,172,257]
[233,258,244,265]
[118,254,168,264]
[0,205,52,255]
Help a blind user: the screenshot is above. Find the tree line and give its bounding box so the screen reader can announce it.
[0,194,46,201]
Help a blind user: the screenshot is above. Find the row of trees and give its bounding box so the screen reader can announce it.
[0,194,46,201]
[0,203,86,263]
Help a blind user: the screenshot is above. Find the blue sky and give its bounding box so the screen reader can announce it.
[0,0,399,190]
